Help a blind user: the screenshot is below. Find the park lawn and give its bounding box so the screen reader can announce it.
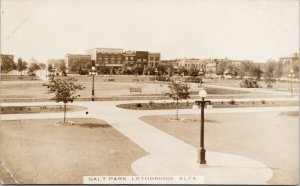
[0,118,147,184]
[117,100,299,110]
[0,80,250,99]
[140,111,299,185]
[1,105,87,114]
[205,78,299,91]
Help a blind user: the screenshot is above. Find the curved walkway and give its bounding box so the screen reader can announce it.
[1,100,298,184]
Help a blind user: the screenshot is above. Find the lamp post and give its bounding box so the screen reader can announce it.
[155,68,158,81]
[91,66,97,101]
[194,88,211,164]
[288,69,295,95]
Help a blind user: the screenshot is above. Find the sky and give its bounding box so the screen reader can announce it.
[1,0,299,63]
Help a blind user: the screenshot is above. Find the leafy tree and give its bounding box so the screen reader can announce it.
[59,62,67,76]
[263,61,276,88]
[1,57,16,74]
[144,66,155,75]
[133,66,144,75]
[166,80,190,120]
[84,61,92,70]
[274,62,283,78]
[157,64,166,75]
[239,61,252,78]
[98,66,110,74]
[292,61,299,78]
[16,58,27,75]
[178,66,188,76]
[48,64,54,73]
[189,67,200,77]
[250,66,263,80]
[28,63,40,76]
[226,63,240,78]
[44,77,85,123]
[216,61,227,76]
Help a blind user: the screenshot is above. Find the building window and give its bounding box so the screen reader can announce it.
[150,57,154,61]
[130,57,133,60]
[155,57,160,61]
[125,57,128,60]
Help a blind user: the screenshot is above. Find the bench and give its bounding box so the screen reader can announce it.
[129,87,142,94]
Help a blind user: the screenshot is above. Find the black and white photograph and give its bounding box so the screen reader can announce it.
[0,0,299,184]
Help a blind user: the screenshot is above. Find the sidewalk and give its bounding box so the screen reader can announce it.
[1,101,298,184]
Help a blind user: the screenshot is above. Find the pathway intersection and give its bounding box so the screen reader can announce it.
[1,98,298,184]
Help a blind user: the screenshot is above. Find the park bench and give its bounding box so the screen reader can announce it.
[129,87,142,94]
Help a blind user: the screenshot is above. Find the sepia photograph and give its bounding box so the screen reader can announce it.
[0,0,299,185]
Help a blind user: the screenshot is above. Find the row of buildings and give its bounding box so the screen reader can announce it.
[48,48,161,74]
[2,50,298,78]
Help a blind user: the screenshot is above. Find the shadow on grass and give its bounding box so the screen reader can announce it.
[75,123,111,128]
[279,111,299,117]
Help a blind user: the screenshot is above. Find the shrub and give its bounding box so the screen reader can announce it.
[240,79,261,88]
[136,103,142,108]
[261,100,266,104]
[148,101,154,106]
[229,100,235,105]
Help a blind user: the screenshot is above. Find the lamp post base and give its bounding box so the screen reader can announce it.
[198,148,206,164]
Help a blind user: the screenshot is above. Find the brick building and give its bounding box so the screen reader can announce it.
[65,54,91,73]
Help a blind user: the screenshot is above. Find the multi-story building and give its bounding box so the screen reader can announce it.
[148,52,161,67]
[65,54,91,73]
[135,51,149,68]
[279,53,299,77]
[178,58,206,71]
[47,59,65,69]
[85,48,123,66]
[123,50,136,69]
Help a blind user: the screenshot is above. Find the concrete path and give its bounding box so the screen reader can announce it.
[1,100,298,184]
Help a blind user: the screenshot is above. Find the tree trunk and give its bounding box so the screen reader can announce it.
[64,103,66,123]
[176,99,179,120]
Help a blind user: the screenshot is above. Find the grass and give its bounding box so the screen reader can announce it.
[0,118,147,184]
[140,112,299,185]
[1,105,87,114]
[116,100,299,110]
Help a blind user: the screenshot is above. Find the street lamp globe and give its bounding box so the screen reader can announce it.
[92,66,96,71]
[199,88,207,98]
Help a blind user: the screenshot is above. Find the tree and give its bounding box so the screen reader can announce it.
[250,66,263,80]
[178,66,188,76]
[133,66,144,75]
[216,61,227,76]
[189,67,200,77]
[263,61,276,88]
[238,61,252,78]
[28,63,40,76]
[157,64,166,75]
[144,66,155,75]
[16,58,27,75]
[166,80,191,120]
[274,62,283,79]
[44,77,85,123]
[59,62,67,76]
[1,57,16,74]
[48,64,54,73]
[84,61,92,70]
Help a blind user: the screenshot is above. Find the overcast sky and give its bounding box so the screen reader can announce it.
[1,0,299,63]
